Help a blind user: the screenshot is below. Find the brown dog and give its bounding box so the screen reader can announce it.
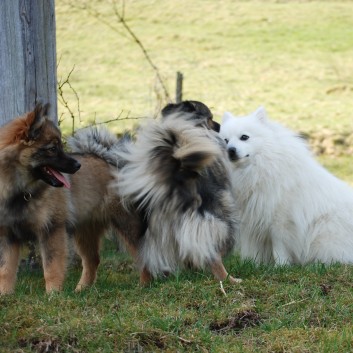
[0,104,80,294]
[67,128,146,291]
[67,101,225,289]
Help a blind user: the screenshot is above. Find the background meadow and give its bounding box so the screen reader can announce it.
[56,1,353,134]
[2,1,353,352]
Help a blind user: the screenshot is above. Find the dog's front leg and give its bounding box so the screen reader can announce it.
[209,257,242,284]
[0,233,20,294]
[38,225,68,292]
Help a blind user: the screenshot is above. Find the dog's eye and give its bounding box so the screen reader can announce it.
[240,135,249,141]
[224,138,229,144]
[47,146,57,153]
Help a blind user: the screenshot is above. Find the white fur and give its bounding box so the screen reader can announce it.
[140,209,231,276]
[220,107,353,264]
[115,114,238,277]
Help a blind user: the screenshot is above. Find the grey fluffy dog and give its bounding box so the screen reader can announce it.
[115,101,241,284]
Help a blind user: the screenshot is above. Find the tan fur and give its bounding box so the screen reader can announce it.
[209,258,242,284]
[0,234,20,293]
[0,190,70,294]
[0,104,80,294]
[36,193,69,292]
[68,155,144,291]
[0,110,37,148]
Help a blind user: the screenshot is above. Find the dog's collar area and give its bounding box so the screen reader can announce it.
[23,191,32,201]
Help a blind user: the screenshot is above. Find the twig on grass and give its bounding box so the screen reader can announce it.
[281,297,309,307]
[220,281,227,297]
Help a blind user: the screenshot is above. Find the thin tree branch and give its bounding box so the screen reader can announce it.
[57,65,81,134]
[65,0,171,102]
[112,0,171,101]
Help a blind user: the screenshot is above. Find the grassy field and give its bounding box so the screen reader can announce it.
[1,242,353,352]
[56,0,353,135]
[2,1,353,352]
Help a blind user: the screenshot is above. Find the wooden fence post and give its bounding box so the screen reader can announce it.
[0,0,57,125]
[176,71,183,103]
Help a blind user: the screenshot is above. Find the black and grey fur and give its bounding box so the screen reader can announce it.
[161,100,220,132]
[67,127,132,168]
[115,101,241,284]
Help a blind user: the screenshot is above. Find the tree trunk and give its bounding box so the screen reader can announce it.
[0,0,57,125]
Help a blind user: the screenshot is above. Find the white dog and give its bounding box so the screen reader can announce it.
[220,106,353,265]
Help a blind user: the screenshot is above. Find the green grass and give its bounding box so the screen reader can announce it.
[56,0,353,135]
[2,241,353,352]
[2,1,353,352]
[319,155,353,184]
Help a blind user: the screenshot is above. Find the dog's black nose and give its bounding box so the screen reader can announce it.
[73,160,81,171]
[228,147,238,161]
[66,157,81,173]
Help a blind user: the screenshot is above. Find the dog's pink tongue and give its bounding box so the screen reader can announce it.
[48,167,71,189]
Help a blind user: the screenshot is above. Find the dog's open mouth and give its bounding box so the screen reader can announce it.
[40,166,71,188]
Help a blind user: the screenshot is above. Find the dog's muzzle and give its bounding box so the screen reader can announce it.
[228,147,238,161]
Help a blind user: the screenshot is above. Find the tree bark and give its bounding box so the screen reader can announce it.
[0,0,57,125]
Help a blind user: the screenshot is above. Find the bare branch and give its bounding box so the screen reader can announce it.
[65,0,129,39]
[91,111,150,126]
[58,0,167,132]
[111,0,171,101]
[64,0,171,102]
[57,65,81,134]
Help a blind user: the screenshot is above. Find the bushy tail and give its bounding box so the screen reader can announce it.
[67,126,131,167]
[115,114,222,211]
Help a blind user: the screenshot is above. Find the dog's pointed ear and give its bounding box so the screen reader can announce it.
[222,112,233,124]
[253,106,267,123]
[28,103,50,141]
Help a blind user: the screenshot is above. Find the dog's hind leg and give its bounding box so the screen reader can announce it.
[209,257,242,284]
[139,266,153,285]
[0,235,20,294]
[110,205,146,262]
[74,224,102,292]
[38,226,68,292]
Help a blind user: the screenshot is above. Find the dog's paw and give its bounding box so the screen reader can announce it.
[228,275,243,284]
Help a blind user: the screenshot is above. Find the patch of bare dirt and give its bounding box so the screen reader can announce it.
[209,309,262,334]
